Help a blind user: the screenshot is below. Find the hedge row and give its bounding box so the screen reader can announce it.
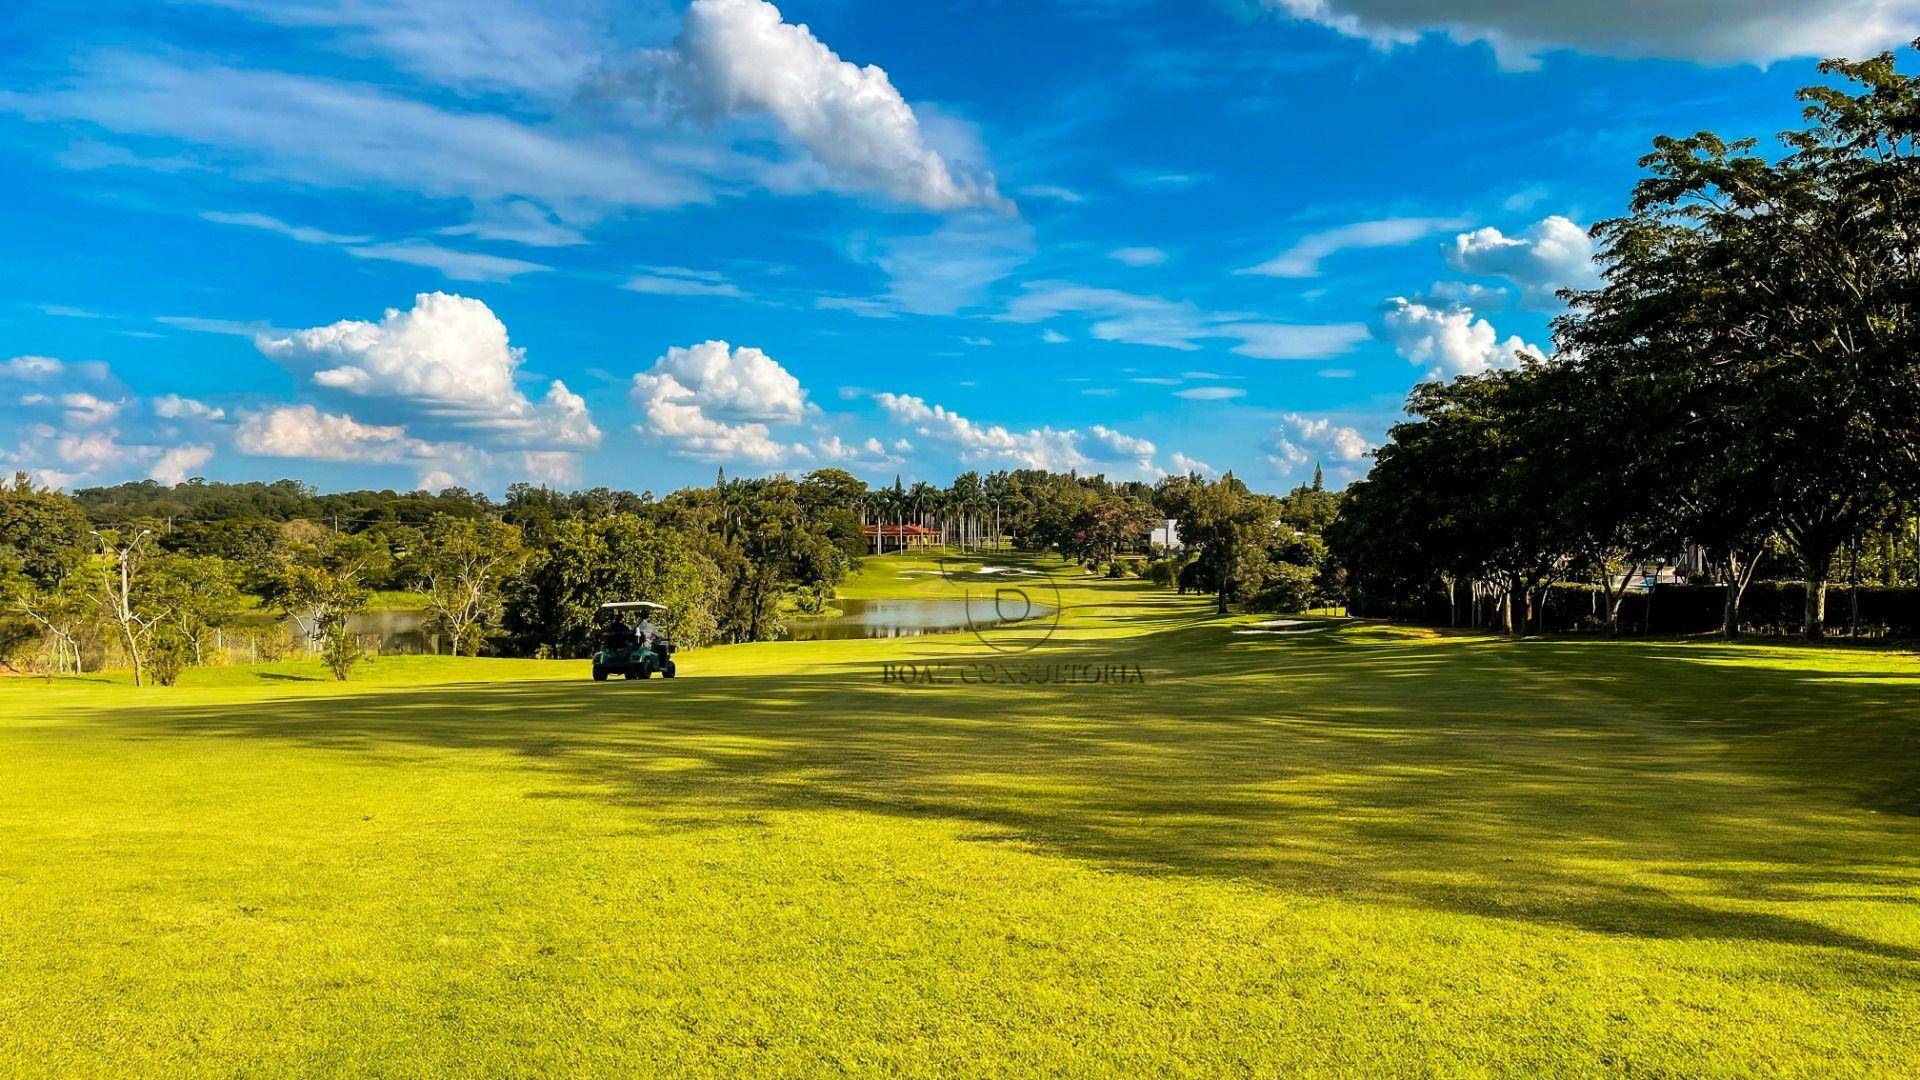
[1355,582,1920,637]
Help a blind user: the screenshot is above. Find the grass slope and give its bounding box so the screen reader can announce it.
[3,551,1918,1075]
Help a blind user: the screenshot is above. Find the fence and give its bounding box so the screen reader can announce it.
[2,615,453,677]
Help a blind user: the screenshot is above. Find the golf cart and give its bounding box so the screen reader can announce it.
[592,601,678,681]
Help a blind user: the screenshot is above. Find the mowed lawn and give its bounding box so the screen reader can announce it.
[3,553,1919,1076]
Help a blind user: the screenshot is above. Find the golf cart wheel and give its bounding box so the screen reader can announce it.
[592,666,608,682]
[662,661,676,679]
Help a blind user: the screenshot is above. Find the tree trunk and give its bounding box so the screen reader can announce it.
[1216,549,1232,615]
[122,624,143,687]
[1804,575,1828,640]
[1721,548,1758,640]
[1803,545,1835,640]
[1603,562,1640,636]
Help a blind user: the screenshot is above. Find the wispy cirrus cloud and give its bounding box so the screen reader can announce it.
[1240,216,1468,278]
[344,240,549,283]
[7,53,709,216]
[201,208,550,282]
[199,210,368,245]
[183,0,636,97]
[1002,282,1366,360]
[622,266,747,299]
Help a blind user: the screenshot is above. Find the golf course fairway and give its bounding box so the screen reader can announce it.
[3,551,1918,1075]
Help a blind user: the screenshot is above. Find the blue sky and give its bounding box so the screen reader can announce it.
[2,0,1914,494]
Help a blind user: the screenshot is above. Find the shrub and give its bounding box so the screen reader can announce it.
[792,584,833,616]
[1246,563,1318,614]
[147,629,191,687]
[321,618,365,681]
[254,625,296,663]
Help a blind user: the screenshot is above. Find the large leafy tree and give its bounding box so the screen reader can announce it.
[0,476,93,670]
[144,553,246,684]
[412,516,528,656]
[504,514,722,658]
[0,473,90,584]
[1566,46,1920,637]
[262,532,375,673]
[1177,474,1275,615]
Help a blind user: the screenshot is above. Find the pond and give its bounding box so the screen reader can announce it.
[240,608,441,653]
[784,597,1054,641]
[235,597,1054,652]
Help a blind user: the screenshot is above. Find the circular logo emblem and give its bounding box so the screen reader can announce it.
[936,555,1063,655]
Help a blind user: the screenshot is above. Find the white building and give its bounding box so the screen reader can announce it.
[1149,518,1182,550]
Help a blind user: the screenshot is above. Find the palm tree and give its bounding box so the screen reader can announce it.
[950,471,982,551]
[889,476,906,553]
[984,471,1012,551]
[906,481,935,549]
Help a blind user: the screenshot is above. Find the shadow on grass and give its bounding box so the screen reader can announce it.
[79,613,1920,974]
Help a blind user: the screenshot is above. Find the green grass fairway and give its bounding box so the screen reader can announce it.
[4,552,1919,1075]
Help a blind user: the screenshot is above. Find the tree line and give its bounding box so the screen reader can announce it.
[1333,43,1920,641]
[1,465,1344,683]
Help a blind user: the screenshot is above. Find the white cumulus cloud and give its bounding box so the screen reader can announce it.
[59,392,124,427]
[1266,413,1372,482]
[1252,0,1920,69]
[152,394,227,421]
[55,431,124,471]
[631,340,811,463]
[257,292,599,449]
[657,0,1005,212]
[872,393,1086,471]
[1170,452,1216,478]
[234,405,423,462]
[2,356,70,381]
[233,403,542,487]
[1377,297,1544,379]
[812,434,905,467]
[1445,215,1599,307]
[1086,424,1158,472]
[151,444,214,486]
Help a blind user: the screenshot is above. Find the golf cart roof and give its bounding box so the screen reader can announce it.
[600,601,667,612]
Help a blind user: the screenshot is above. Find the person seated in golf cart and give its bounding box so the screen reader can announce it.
[604,614,637,653]
[592,601,678,680]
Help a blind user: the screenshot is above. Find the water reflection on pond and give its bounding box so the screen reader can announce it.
[235,597,1052,651]
[241,609,439,653]
[785,597,1052,641]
